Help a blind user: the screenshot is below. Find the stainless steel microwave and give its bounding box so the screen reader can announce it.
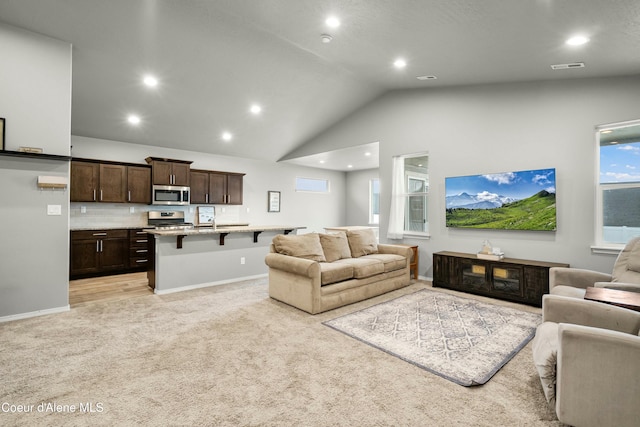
[152,185,190,205]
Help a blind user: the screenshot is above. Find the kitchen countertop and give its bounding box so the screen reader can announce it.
[145,225,305,236]
[70,225,154,231]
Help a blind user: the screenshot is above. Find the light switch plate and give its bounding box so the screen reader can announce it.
[47,205,62,216]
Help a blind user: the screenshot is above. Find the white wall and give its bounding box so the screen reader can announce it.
[0,24,72,319]
[70,136,347,234]
[297,76,640,276]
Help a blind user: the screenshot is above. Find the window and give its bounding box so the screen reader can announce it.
[295,177,330,193]
[596,120,640,246]
[404,156,429,233]
[369,179,380,224]
[388,153,429,239]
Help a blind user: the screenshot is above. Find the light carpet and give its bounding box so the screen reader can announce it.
[324,289,541,386]
[0,279,559,426]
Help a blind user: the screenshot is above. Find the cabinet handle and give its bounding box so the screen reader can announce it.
[100,240,103,252]
[136,239,148,243]
[93,233,107,236]
[206,193,209,204]
[136,249,148,253]
[93,189,96,201]
[136,231,146,235]
[128,190,131,202]
[100,189,103,201]
[96,241,100,252]
[136,259,148,263]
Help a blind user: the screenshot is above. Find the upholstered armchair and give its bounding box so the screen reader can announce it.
[549,236,640,298]
[532,294,640,427]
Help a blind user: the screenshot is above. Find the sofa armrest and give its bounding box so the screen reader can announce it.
[542,294,640,334]
[264,253,320,278]
[378,244,413,259]
[595,282,640,293]
[549,267,612,291]
[556,323,640,427]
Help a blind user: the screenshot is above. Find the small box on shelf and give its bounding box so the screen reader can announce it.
[476,252,504,261]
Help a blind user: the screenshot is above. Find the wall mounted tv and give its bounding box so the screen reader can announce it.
[445,168,556,231]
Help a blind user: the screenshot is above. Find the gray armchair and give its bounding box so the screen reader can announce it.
[549,236,640,298]
[532,294,640,427]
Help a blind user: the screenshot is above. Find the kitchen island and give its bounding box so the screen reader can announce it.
[146,225,305,294]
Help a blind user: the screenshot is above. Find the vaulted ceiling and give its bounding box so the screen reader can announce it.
[1,1,639,170]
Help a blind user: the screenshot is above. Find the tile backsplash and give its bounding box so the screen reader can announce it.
[70,203,242,229]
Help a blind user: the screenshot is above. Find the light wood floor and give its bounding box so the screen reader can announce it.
[69,272,152,307]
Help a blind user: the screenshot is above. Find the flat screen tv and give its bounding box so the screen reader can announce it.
[445,168,556,231]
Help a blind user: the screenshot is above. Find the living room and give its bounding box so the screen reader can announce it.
[1,2,639,425]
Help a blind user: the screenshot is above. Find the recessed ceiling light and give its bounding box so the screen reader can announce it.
[143,75,158,87]
[250,104,262,114]
[127,114,141,125]
[393,58,407,69]
[326,16,340,28]
[566,35,590,46]
[347,164,353,169]
[364,152,371,156]
[319,160,326,164]
[221,131,233,141]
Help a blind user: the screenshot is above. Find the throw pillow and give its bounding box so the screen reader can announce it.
[319,232,352,262]
[272,233,326,262]
[346,228,378,258]
[531,322,559,404]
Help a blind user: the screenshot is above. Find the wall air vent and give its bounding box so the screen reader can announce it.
[551,62,585,70]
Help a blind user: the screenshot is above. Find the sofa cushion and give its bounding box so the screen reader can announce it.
[319,262,354,286]
[335,257,384,279]
[272,233,326,262]
[362,254,407,272]
[319,232,352,263]
[532,322,559,404]
[346,228,378,258]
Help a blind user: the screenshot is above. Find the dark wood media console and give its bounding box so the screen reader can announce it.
[433,251,569,307]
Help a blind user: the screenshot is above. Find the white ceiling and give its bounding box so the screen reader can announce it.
[1,1,639,171]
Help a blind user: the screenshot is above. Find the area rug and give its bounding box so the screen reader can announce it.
[323,289,541,386]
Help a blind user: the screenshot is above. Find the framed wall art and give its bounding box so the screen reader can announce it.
[268,191,280,212]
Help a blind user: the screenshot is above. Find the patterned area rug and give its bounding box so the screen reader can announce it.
[323,289,541,386]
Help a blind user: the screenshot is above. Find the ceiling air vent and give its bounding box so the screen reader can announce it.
[551,62,585,70]
[416,75,438,80]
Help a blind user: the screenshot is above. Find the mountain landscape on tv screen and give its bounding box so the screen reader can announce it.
[445,168,557,231]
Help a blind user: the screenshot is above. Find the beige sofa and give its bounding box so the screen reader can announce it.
[549,236,640,298]
[265,229,412,314]
[532,294,640,427]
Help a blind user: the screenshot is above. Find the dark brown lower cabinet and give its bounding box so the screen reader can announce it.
[432,251,569,307]
[70,228,153,279]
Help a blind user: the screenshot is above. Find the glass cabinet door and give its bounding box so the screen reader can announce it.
[491,265,524,297]
[460,260,489,291]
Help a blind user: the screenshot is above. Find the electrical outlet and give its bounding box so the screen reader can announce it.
[240,257,246,265]
[246,207,250,213]
[130,206,135,213]
[80,206,86,214]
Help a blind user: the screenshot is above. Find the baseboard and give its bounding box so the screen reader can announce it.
[417,275,433,282]
[0,305,70,323]
[154,274,268,295]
